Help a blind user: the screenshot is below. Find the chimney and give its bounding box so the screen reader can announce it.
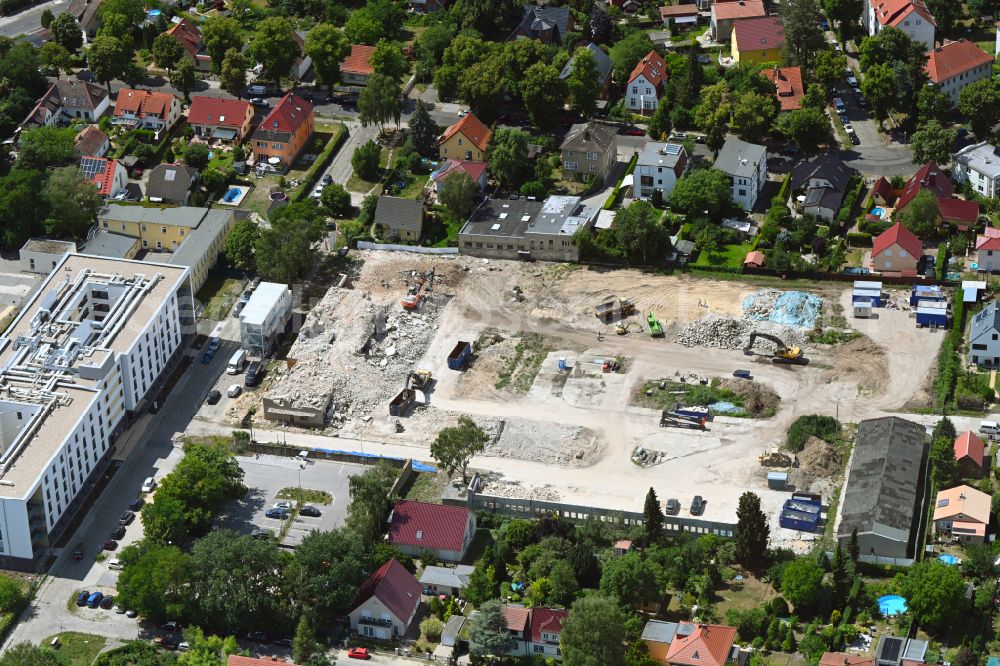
[584,129,590,141]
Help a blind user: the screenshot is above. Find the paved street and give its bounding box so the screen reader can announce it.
[0,0,68,37]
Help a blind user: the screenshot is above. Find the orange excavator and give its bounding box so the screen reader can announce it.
[401,268,435,310]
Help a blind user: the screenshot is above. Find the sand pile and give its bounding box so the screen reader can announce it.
[717,378,780,415]
[797,436,843,476]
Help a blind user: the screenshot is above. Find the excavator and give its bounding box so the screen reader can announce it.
[743,332,807,365]
[615,322,639,335]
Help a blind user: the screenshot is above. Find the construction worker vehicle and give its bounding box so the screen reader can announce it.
[647,312,663,337]
[615,322,638,335]
[758,449,793,467]
[401,268,435,310]
[743,332,807,364]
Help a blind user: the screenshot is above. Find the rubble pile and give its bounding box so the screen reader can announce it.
[677,316,805,352]
[479,473,562,501]
[632,446,665,467]
[474,416,602,467]
[743,289,823,328]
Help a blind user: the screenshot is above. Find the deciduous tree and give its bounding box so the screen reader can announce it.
[732,91,777,144]
[287,528,370,621]
[560,596,627,666]
[599,551,660,606]
[780,0,826,72]
[860,62,895,120]
[488,128,531,188]
[16,126,76,169]
[670,168,732,216]
[220,49,247,98]
[812,50,847,90]
[50,13,83,53]
[42,166,104,239]
[370,39,408,80]
[902,560,967,632]
[352,139,382,181]
[248,17,299,83]
[346,463,397,546]
[778,108,832,154]
[152,33,184,72]
[959,78,1000,140]
[202,17,242,73]
[521,62,566,132]
[170,58,196,101]
[224,217,260,270]
[612,199,670,265]
[38,42,72,75]
[358,73,402,133]
[305,23,349,89]
[87,35,130,92]
[609,31,652,84]
[430,416,488,481]
[911,120,955,166]
[458,55,506,124]
[917,84,952,124]
[116,543,193,620]
[780,557,825,612]
[255,202,325,283]
[567,46,600,117]
[321,183,351,217]
[823,0,863,32]
[896,188,940,238]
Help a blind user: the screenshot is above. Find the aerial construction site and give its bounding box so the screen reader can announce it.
[203,251,945,549]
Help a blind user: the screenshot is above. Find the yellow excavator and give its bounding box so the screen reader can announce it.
[615,322,639,335]
[743,332,807,365]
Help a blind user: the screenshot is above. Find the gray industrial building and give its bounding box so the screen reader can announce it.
[835,416,928,561]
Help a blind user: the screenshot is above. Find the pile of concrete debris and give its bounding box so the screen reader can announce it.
[677,316,805,352]
[475,416,602,467]
[632,446,665,467]
[479,473,562,501]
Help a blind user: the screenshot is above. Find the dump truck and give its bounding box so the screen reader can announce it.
[594,297,636,322]
[447,341,472,370]
[647,312,663,337]
[743,332,806,364]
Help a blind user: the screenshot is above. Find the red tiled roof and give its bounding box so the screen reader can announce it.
[628,49,668,87]
[114,89,178,120]
[925,39,994,83]
[869,0,936,28]
[503,606,531,632]
[342,44,376,76]
[530,608,568,642]
[188,96,251,128]
[259,92,314,135]
[432,159,489,184]
[665,623,738,666]
[872,221,922,258]
[352,559,422,624]
[712,0,766,20]
[870,176,894,202]
[733,16,785,53]
[977,235,1000,250]
[83,156,121,196]
[165,18,202,58]
[938,197,979,225]
[744,250,765,266]
[388,500,471,552]
[440,113,492,152]
[954,431,985,467]
[228,656,300,666]
[984,226,1000,239]
[761,66,803,111]
[896,162,953,212]
[820,653,876,666]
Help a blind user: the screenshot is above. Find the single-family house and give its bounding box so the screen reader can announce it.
[66,0,104,37]
[731,16,785,64]
[113,89,182,131]
[835,416,928,559]
[659,4,700,28]
[432,160,489,196]
[874,636,928,666]
[968,300,1000,366]
[863,0,935,50]
[439,113,491,161]
[74,125,110,158]
[387,500,476,562]
[789,152,858,222]
[664,623,740,666]
[871,222,921,274]
[513,5,573,43]
[559,43,613,98]
[187,97,254,143]
[953,431,985,478]
[164,18,213,72]
[503,606,569,660]
[925,40,993,107]
[953,142,1000,199]
[341,45,376,86]
[932,484,991,543]
[714,137,767,211]
[976,232,1000,272]
[22,79,110,130]
[251,93,315,168]
[19,239,76,275]
[820,653,876,666]
[625,50,668,114]
[761,66,804,111]
[348,559,423,640]
[711,0,766,42]
[146,163,199,205]
[418,564,474,596]
[870,176,895,206]
[374,197,425,243]
[635,142,688,202]
[81,156,128,199]
[642,621,679,662]
[560,121,618,182]
[895,162,979,231]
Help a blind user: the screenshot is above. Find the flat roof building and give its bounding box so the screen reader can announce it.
[0,254,192,566]
[240,282,292,357]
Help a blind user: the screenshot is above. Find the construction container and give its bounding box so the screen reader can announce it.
[447,341,472,370]
[916,301,948,327]
[852,287,882,307]
[389,388,416,416]
[779,498,822,532]
[674,403,710,420]
[767,471,789,489]
[909,284,943,307]
[853,299,873,318]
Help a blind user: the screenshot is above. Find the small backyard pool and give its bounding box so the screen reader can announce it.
[870,206,886,218]
[218,185,249,206]
[878,595,908,616]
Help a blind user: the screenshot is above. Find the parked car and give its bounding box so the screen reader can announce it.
[76,591,90,606]
[664,498,680,515]
[321,174,333,186]
[141,476,156,493]
[103,540,118,551]
[265,508,289,519]
[129,498,145,512]
[247,631,268,643]
[272,501,294,510]
[733,369,753,380]
[201,350,214,364]
[125,609,137,618]
[250,97,269,107]
[310,186,324,199]
[847,75,858,86]
[72,543,84,560]
[114,605,125,614]
[178,642,190,652]
[100,595,115,610]
[348,647,371,660]
[206,390,222,405]
[87,592,104,608]
[619,126,645,136]
[251,528,275,539]
[119,511,135,526]
[162,621,180,633]
[690,495,705,515]
[110,526,126,540]
[850,133,861,146]
[153,636,179,650]
[299,505,321,517]
[208,337,221,351]
[227,384,242,398]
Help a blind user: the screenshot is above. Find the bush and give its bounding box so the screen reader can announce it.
[352,139,381,181]
[846,232,872,247]
[420,616,444,642]
[185,143,210,170]
[520,180,545,197]
[786,415,841,452]
[321,183,351,217]
[935,242,949,281]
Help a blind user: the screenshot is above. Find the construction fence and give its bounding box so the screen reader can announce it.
[356,242,459,255]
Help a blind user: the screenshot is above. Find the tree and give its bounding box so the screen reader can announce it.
[735,492,770,569]
[732,91,777,144]
[0,169,47,249]
[346,463,397,546]
[117,543,192,620]
[521,63,566,132]
[50,13,83,53]
[560,596,627,666]
[925,0,960,33]
[858,27,927,116]
[185,143,211,170]
[695,228,719,257]
[902,560,967,632]
[812,50,848,90]
[352,139,381,181]
[0,643,58,666]
[959,78,1000,140]
[305,23,349,89]
[670,168,732,216]
[170,59,196,101]
[613,200,670,265]
[911,120,955,165]
[847,527,859,564]
[370,39,408,80]
[42,167,104,239]
[16,126,76,169]
[292,615,318,664]
[801,83,827,111]
[896,189,940,238]
[643,487,664,543]
[140,492,190,546]
[610,32,653,84]
[201,17,242,72]
[469,600,513,658]
[451,0,519,32]
[439,171,477,221]
[590,5,613,44]
[600,551,660,606]
[778,108,831,153]
[220,49,247,98]
[489,128,531,189]
[38,42,72,75]
[344,10,382,45]
[917,84,952,124]
[823,0,863,31]
[780,557,825,612]
[87,35,130,92]
[288,529,371,621]
[647,100,673,141]
[152,33,184,72]
[408,100,438,156]
[248,17,299,83]
[224,217,260,270]
[458,55,506,123]
[780,0,826,71]
[40,8,54,28]
[567,47,600,117]
[255,202,325,283]
[430,416,487,481]
[321,183,351,217]
[860,62,895,120]
[99,0,144,26]
[358,73,402,133]
[929,436,959,489]
[830,545,849,610]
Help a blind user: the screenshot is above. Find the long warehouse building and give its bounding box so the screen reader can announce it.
[0,254,192,567]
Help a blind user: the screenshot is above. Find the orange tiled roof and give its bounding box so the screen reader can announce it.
[628,49,668,87]
[925,39,993,83]
[761,66,803,111]
[665,623,738,666]
[440,113,492,152]
[869,0,936,28]
[342,44,376,76]
[712,0,766,20]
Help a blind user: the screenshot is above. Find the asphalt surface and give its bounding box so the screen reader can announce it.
[0,0,68,38]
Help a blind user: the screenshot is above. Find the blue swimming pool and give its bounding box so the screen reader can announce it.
[147,9,161,17]
[870,206,886,217]
[223,187,241,203]
[939,554,959,565]
[878,594,908,616]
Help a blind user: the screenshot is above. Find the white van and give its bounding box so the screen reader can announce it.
[247,84,267,96]
[227,349,247,375]
[108,559,123,570]
[979,420,999,435]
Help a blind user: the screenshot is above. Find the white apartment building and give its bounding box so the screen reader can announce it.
[0,255,191,566]
[635,142,688,202]
[863,0,935,50]
[953,142,1000,199]
[713,138,768,212]
[925,40,994,107]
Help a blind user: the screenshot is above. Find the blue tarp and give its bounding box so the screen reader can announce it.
[743,291,823,329]
[708,401,742,414]
[302,446,437,473]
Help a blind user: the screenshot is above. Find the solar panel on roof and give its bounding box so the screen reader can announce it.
[80,157,107,180]
[663,144,681,155]
[881,637,902,662]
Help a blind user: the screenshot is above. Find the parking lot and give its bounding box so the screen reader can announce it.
[216,454,371,547]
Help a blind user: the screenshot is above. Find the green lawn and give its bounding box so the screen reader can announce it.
[197,275,245,321]
[45,632,107,666]
[207,149,235,173]
[845,248,863,267]
[693,242,754,269]
[346,147,391,194]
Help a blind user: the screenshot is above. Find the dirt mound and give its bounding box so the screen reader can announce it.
[797,436,842,477]
[718,378,780,415]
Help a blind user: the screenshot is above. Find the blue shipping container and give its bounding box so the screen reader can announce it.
[779,498,821,532]
[916,308,947,327]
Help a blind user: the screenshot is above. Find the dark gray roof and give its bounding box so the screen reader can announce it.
[714,138,766,179]
[460,196,543,238]
[374,196,423,232]
[146,164,198,204]
[81,230,137,258]
[518,5,571,39]
[803,186,845,212]
[969,300,1000,344]
[561,121,617,154]
[168,209,235,269]
[837,416,927,545]
[559,43,613,83]
[789,152,856,192]
[641,621,679,643]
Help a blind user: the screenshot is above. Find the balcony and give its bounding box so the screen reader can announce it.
[358,616,394,628]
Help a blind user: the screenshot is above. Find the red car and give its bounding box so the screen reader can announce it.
[620,126,646,136]
[347,647,371,660]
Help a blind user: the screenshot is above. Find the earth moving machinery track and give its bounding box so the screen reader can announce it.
[647,311,664,337]
[743,332,807,365]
